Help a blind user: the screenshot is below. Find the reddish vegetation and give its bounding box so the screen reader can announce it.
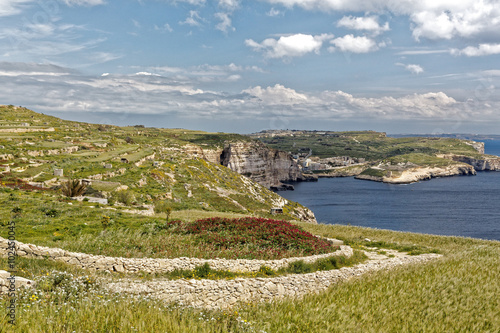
[166,217,336,260]
[0,176,52,191]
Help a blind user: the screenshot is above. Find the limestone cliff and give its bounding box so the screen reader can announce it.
[465,141,485,154]
[355,164,476,184]
[437,154,500,171]
[218,142,302,188]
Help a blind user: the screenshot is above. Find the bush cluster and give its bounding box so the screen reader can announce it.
[166,217,335,258]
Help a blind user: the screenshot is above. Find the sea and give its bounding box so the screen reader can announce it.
[279,140,500,241]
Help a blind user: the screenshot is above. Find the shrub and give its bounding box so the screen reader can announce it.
[258,266,276,276]
[287,260,313,274]
[45,208,59,217]
[112,190,135,206]
[154,201,173,221]
[61,178,87,198]
[194,263,212,278]
[164,217,336,259]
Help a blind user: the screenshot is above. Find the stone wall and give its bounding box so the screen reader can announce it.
[0,236,442,310]
[106,251,442,309]
[0,236,351,274]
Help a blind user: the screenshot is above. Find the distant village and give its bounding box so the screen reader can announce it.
[249,130,368,172]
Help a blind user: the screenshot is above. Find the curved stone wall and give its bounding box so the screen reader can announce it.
[0,237,351,274]
[0,236,442,310]
[106,251,442,309]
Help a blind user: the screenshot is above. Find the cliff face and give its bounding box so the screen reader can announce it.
[437,154,500,171]
[218,142,302,188]
[355,164,476,184]
[466,141,485,154]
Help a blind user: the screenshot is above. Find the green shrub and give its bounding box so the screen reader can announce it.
[44,208,59,217]
[259,266,276,276]
[194,263,212,278]
[287,260,313,274]
[113,190,135,206]
[61,178,87,197]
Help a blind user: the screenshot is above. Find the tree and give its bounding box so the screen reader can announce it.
[154,201,173,222]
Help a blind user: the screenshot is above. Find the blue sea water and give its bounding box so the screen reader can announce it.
[279,140,500,241]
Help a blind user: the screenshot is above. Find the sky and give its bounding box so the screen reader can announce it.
[1,0,500,134]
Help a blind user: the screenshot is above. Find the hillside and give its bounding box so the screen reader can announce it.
[0,105,316,237]
[251,130,500,184]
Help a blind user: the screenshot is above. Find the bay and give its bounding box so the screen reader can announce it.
[279,140,500,241]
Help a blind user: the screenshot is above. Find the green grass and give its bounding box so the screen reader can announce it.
[170,209,249,222]
[386,153,458,167]
[358,168,386,178]
[87,146,139,163]
[234,224,500,333]
[2,224,498,332]
[256,131,482,161]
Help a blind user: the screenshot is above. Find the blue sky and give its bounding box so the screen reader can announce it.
[1,0,500,134]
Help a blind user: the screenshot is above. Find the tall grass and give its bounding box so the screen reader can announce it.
[236,224,500,332]
[2,224,499,332]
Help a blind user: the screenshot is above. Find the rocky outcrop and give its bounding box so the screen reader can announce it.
[465,141,485,154]
[356,164,476,184]
[0,270,36,293]
[437,154,500,171]
[314,165,368,178]
[218,142,303,188]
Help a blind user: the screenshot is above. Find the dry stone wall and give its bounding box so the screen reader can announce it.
[0,237,442,310]
[0,236,351,274]
[106,251,442,309]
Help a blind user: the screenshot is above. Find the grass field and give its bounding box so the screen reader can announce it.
[1,224,498,332]
[256,131,482,160]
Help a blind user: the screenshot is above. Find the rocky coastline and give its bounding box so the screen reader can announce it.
[355,164,476,184]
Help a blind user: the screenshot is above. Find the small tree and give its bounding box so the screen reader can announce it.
[61,178,87,198]
[154,201,173,222]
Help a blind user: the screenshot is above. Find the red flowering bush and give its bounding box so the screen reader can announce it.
[167,217,336,259]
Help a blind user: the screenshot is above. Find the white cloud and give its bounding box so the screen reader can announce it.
[1,63,497,125]
[180,10,203,26]
[88,52,122,64]
[396,49,449,55]
[154,23,173,33]
[146,62,264,83]
[481,70,500,77]
[62,0,105,6]
[245,33,334,59]
[218,0,239,10]
[337,15,389,35]
[396,62,424,74]
[0,0,32,17]
[451,43,500,56]
[215,12,234,32]
[0,61,73,76]
[329,35,379,53]
[263,0,500,42]
[0,0,104,16]
[267,8,283,16]
[243,84,308,105]
[135,72,161,76]
[0,19,112,66]
[163,0,205,4]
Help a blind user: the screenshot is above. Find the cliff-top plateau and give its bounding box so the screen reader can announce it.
[251,129,500,184]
